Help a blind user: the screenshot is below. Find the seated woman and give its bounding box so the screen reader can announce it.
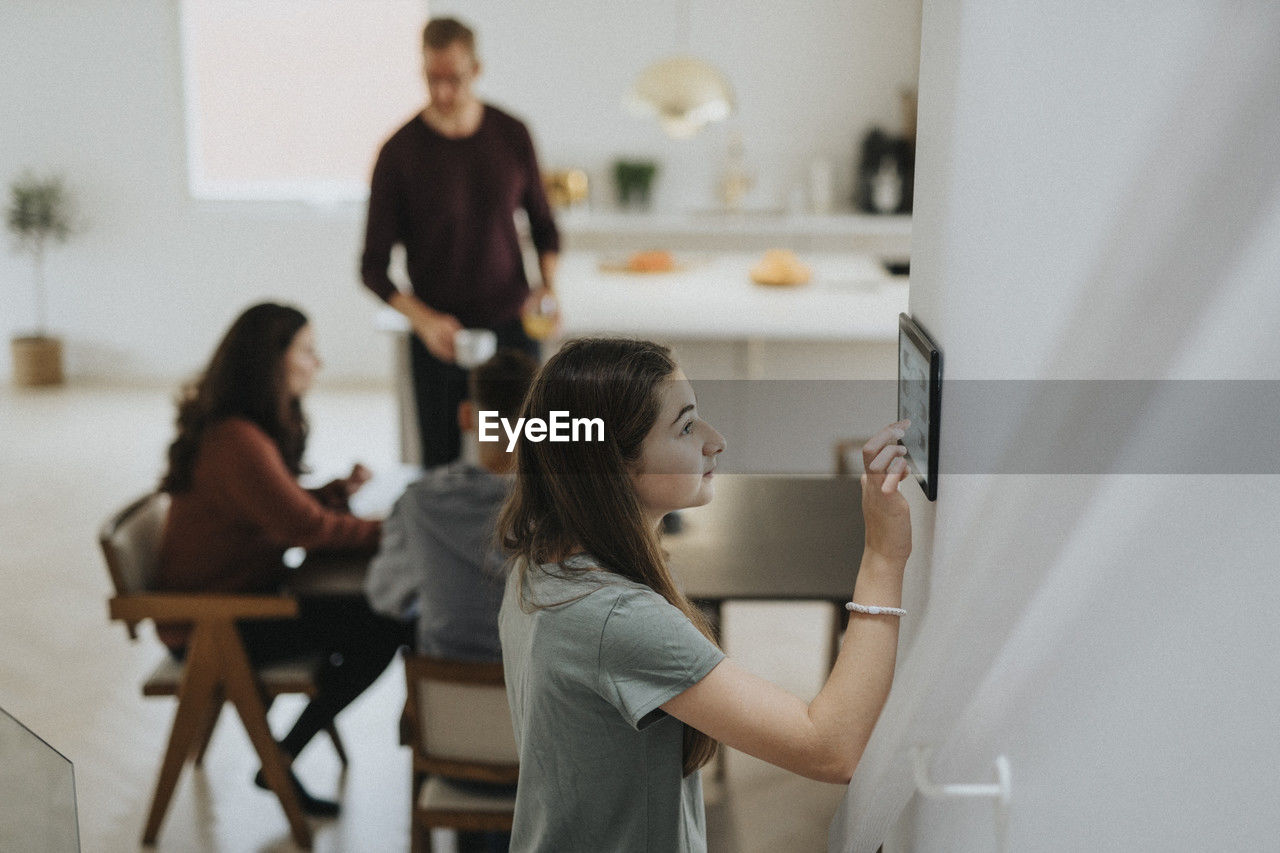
[156,302,409,817]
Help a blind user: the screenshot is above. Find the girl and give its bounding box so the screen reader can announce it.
[157,302,408,816]
[498,338,912,851]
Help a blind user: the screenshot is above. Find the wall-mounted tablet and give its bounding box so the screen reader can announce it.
[898,313,942,500]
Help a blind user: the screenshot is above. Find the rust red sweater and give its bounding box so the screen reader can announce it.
[157,418,380,647]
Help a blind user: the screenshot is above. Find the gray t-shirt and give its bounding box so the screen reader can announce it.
[499,557,726,852]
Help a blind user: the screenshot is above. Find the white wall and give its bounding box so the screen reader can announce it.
[432,0,922,213]
[0,0,920,384]
[832,3,1280,851]
[0,1,392,383]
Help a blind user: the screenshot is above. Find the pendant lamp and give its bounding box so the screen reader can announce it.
[628,55,734,139]
[626,0,734,140]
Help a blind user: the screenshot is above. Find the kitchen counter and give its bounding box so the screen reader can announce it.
[555,251,908,341]
[374,251,908,342]
[377,250,907,466]
[556,209,912,236]
[554,210,912,255]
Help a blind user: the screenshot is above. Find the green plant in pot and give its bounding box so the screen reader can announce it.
[6,171,75,386]
[613,159,658,209]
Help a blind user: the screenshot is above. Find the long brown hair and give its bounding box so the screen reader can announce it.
[160,303,310,494]
[498,337,720,776]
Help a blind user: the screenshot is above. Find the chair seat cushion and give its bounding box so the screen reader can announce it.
[416,777,517,814]
[142,654,320,697]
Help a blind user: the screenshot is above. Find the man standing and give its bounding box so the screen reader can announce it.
[361,17,559,467]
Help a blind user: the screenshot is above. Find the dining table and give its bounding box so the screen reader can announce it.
[290,469,865,665]
[664,474,864,667]
[288,470,866,785]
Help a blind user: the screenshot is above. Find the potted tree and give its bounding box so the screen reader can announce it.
[7,171,74,386]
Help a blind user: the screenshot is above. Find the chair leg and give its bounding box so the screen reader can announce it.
[410,772,429,853]
[191,689,224,766]
[411,817,433,853]
[214,622,313,850]
[143,626,222,845]
[325,722,350,767]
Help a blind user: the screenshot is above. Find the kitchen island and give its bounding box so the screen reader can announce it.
[380,251,906,470]
[555,209,912,256]
[554,251,906,345]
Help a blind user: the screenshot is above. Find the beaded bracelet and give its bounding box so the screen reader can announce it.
[845,601,906,617]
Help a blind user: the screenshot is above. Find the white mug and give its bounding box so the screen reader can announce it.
[454,328,497,368]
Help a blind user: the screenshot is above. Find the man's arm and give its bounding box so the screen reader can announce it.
[520,126,561,331]
[361,145,461,362]
[519,122,561,280]
[537,251,558,292]
[389,292,461,363]
[360,146,404,304]
[522,251,561,338]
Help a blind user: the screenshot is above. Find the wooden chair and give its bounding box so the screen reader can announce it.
[402,654,519,853]
[101,493,347,849]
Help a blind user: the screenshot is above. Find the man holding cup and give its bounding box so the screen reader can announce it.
[361,16,560,467]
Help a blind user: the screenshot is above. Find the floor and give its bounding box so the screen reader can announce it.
[0,381,846,852]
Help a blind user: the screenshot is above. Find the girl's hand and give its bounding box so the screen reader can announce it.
[860,420,912,564]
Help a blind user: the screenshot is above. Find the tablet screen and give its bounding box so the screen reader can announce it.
[897,314,941,500]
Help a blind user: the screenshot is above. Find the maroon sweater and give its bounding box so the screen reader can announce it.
[157,418,380,647]
[360,105,560,328]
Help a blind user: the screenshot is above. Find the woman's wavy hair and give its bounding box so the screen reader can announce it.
[497,337,720,776]
[159,303,310,494]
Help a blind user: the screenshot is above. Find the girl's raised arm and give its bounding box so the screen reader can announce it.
[662,420,912,783]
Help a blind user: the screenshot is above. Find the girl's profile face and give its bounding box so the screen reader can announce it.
[632,369,726,526]
[284,324,321,398]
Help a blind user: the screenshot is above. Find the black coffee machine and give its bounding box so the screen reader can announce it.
[853,128,914,215]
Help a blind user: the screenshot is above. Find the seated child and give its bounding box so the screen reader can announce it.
[365,348,538,660]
